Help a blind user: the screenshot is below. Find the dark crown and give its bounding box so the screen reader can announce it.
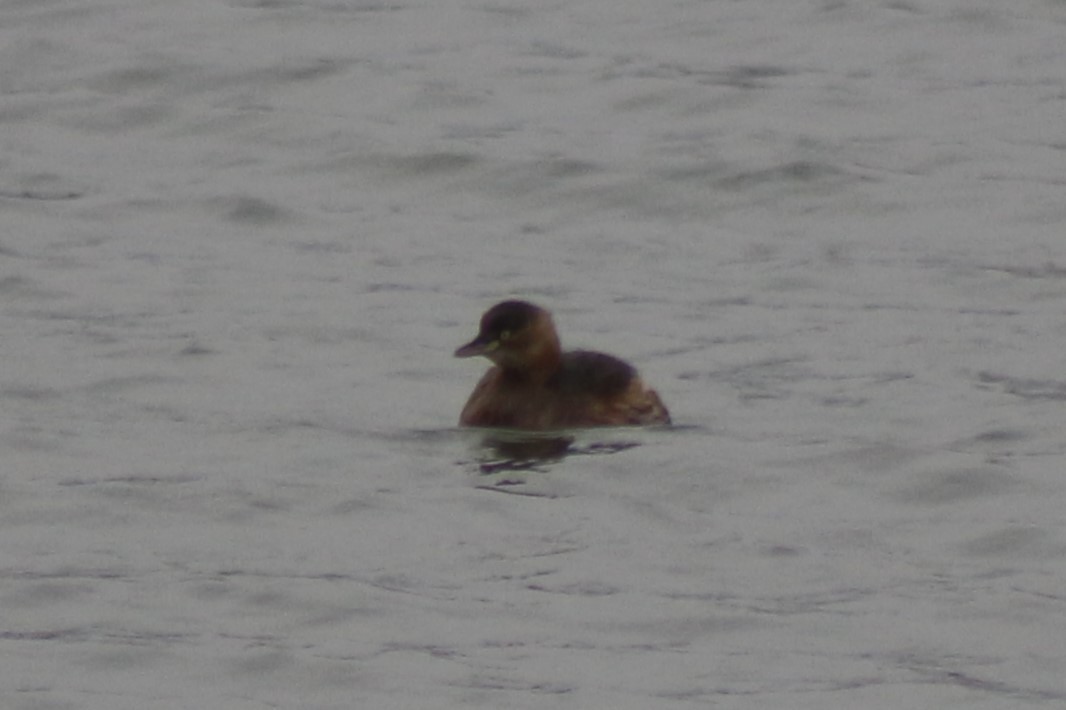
[480,300,542,336]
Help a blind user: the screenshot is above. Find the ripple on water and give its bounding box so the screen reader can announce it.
[889,467,1015,506]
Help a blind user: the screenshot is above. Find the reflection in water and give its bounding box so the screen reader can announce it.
[469,430,641,477]
[475,433,575,475]
[402,426,675,494]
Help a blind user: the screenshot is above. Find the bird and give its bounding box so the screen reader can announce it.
[455,300,670,430]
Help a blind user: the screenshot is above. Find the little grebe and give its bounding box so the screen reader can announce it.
[455,300,671,430]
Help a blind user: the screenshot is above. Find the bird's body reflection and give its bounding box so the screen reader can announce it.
[467,429,641,485]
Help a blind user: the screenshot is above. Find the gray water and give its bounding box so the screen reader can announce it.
[2,1,1066,708]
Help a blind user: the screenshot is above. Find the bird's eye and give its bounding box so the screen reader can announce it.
[499,330,511,341]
